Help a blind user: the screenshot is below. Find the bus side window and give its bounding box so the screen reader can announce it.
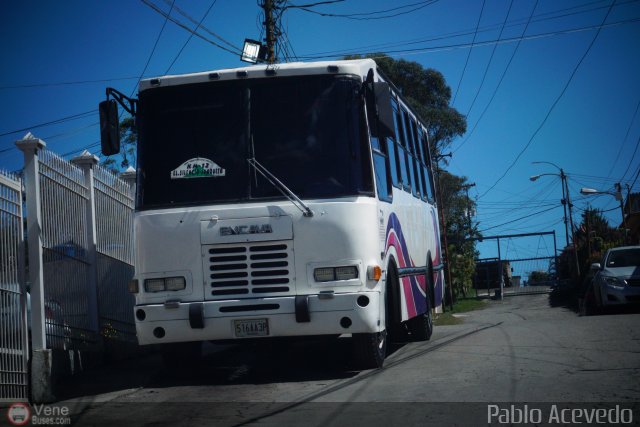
[387,138,401,189]
[391,99,409,191]
[422,133,435,201]
[415,126,428,200]
[408,152,418,197]
[372,137,393,202]
[400,110,417,196]
[408,118,423,198]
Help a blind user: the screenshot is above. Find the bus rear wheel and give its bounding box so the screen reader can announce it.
[408,266,434,341]
[352,330,387,369]
[407,304,433,341]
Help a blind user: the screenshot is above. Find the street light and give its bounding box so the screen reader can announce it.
[580,186,626,238]
[580,187,622,201]
[530,173,559,182]
[531,161,580,277]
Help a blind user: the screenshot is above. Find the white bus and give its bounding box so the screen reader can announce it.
[99,59,445,369]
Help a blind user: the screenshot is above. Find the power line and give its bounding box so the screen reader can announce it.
[478,205,560,233]
[132,0,176,97]
[160,0,240,53]
[465,0,514,118]
[0,109,97,139]
[0,76,139,90]
[293,0,438,20]
[56,0,238,162]
[62,141,101,158]
[284,0,345,10]
[629,165,640,190]
[606,95,640,178]
[619,134,640,183]
[141,0,242,57]
[298,16,640,60]
[297,0,639,59]
[164,0,219,74]
[453,0,538,154]
[478,0,618,199]
[452,0,485,105]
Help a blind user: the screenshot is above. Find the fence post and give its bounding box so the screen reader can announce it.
[119,166,136,191]
[71,151,100,336]
[16,133,54,402]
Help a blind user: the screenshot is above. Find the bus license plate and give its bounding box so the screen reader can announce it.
[234,319,269,338]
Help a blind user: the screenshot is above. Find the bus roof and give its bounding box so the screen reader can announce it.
[139,59,379,93]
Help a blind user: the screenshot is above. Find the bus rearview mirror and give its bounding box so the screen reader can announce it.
[99,99,120,156]
[373,82,395,140]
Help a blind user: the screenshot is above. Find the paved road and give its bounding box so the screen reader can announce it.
[53,294,640,426]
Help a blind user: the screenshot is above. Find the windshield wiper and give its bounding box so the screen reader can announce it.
[247,158,314,217]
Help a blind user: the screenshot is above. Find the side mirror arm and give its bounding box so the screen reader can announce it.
[106,88,138,117]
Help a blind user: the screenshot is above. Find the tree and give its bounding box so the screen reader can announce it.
[438,170,479,299]
[101,116,137,171]
[556,208,624,283]
[575,208,624,266]
[345,53,467,157]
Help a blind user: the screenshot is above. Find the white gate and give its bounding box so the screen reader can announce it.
[0,171,29,402]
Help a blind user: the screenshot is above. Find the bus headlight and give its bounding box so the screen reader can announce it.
[165,277,187,291]
[144,277,186,292]
[314,268,335,282]
[335,266,358,280]
[314,266,358,282]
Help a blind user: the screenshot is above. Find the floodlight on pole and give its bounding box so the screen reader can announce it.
[241,39,264,64]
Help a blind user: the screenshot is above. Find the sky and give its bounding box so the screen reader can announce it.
[1,0,639,273]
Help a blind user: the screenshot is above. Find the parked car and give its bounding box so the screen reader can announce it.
[591,246,640,309]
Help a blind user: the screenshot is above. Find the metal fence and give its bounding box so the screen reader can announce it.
[39,149,95,350]
[17,137,136,354]
[474,256,556,297]
[94,165,136,343]
[0,171,29,402]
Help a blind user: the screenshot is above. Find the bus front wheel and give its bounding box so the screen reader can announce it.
[352,330,387,369]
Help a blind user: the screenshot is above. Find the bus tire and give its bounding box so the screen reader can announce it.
[352,330,387,370]
[160,341,202,371]
[407,297,433,341]
[407,261,434,341]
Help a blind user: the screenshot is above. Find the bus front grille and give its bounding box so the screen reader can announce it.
[205,241,294,299]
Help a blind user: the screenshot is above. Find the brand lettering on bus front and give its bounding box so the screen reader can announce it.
[220,224,273,236]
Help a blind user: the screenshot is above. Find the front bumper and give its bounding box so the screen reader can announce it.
[134,292,381,345]
[602,284,640,306]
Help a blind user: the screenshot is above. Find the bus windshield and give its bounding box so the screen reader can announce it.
[136,74,373,209]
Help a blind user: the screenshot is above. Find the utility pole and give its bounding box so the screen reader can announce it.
[615,182,627,243]
[262,0,277,64]
[461,183,476,232]
[433,161,454,310]
[586,207,591,264]
[561,169,580,277]
[559,173,569,248]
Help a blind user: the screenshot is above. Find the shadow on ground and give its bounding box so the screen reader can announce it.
[55,337,408,401]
